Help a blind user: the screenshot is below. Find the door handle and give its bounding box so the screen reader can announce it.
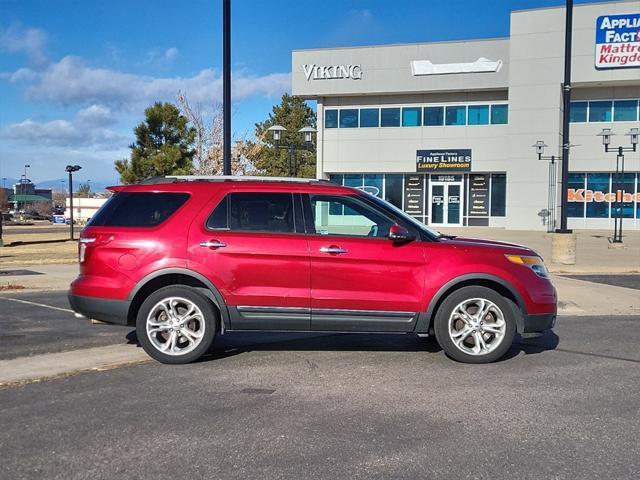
[320,245,348,254]
[199,240,227,249]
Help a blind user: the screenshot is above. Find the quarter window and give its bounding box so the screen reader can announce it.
[207,193,295,233]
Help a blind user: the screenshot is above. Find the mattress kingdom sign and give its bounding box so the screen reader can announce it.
[416,149,471,173]
[595,13,640,69]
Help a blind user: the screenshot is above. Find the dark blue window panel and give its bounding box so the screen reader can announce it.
[567,173,586,217]
[359,108,379,127]
[325,110,338,128]
[586,173,610,218]
[569,102,588,123]
[423,107,444,126]
[613,100,638,122]
[445,106,467,126]
[339,109,358,128]
[588,101,612,122]
[468,105,489,125]
[380,108,401,127]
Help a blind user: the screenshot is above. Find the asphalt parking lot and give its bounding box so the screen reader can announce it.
[1,290,639,479]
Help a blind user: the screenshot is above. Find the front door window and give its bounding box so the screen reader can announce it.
[429,182,463,226]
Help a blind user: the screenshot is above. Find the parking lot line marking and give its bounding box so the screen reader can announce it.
[0,296,74,314]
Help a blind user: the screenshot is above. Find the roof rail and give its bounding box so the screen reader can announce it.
[165,175,329,184]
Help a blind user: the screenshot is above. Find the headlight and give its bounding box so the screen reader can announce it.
[505,254,549,278]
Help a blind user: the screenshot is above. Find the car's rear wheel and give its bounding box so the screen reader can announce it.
[136,285,217,364]
[434,286,516,364]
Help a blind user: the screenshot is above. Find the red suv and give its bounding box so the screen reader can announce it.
[68,177,556,364]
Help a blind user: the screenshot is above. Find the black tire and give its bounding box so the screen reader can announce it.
[136,285,217,364]
[434,286,516,364]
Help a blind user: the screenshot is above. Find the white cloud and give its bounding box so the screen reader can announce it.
[164,47,178,61]
[1,110,127,149]
[77,104,117,126]
[22,56,290,108]
[0,23,48,66]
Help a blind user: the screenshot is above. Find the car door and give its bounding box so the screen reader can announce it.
[303,193,427,332]
[188,190,311,330]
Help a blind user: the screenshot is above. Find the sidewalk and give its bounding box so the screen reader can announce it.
[437,228,640,273]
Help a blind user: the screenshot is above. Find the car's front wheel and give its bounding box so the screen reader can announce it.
[136,285,217,364]
[434,286,516,364]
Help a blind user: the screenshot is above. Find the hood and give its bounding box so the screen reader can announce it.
[439,236,537,255]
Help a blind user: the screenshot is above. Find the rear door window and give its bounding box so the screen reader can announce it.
[207,193,296,233]
[88,192,189,227]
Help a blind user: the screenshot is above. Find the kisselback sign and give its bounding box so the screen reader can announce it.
[595,13,640,69]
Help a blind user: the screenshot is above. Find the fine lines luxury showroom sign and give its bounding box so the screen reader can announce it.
[416,150,472,173]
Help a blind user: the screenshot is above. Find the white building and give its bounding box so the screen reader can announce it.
[291,1,640,230]
[65,197,108,223]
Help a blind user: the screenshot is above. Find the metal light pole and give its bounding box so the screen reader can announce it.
[267,125,317,177]
[222,0,232,176]
[65,165,82,240]
[557,0,573,233]
[533,141,558,233]
[597,128,638,244]
[21,164,30,215]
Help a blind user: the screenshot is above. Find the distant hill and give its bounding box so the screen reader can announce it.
[35,179,114,192]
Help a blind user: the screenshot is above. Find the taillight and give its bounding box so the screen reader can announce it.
[78,234,114,263]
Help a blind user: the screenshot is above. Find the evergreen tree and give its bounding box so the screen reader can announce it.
[115,102,196,183]
[252,94,316,177]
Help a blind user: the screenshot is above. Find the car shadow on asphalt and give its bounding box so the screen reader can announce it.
[189,330,560,364]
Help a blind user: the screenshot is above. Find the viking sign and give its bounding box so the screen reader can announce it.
[303,64,363,81]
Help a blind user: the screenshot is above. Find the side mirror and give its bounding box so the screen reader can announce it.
[388,224,415,243]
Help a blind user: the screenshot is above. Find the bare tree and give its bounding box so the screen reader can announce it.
[0,188,8,212]
[32,201,53,217]
[52,191,67,208]
[177,91,262,176]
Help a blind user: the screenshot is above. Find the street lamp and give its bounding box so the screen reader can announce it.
[21,164,30,215]
[65,164,82,240]
[597,128,638,244]
[533,141,558,232]
[267,124,317,177]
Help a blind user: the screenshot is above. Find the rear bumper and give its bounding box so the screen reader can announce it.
[68,293,130,326]
[522,312,556,333]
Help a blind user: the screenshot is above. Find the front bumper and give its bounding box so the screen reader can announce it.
[522,312,556,333]
[68,293,130,326]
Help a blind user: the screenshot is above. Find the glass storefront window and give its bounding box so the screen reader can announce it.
[490,174,506,216]
[423,107,444,126]
[360,108,379,127]
[445,106,466,126]
[402,107,422,127]
[380,108,401,127]
[339,109,358,128]
[567,173,586,217]
[588,101,612,122]
[569,102,588,123]
[325,110,338,128]
[613,100,638,122]
[490,105,508,124]
[384,175,403,209]
[586,173,610,218]
[363,174,384,198]
[468,105,489,125]
[612,173,636,219]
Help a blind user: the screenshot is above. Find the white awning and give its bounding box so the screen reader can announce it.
[411,57,503,76]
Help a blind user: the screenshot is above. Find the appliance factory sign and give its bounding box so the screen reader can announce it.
[595,13,640,69]
[303,64,363,81]
[416,149,472,173]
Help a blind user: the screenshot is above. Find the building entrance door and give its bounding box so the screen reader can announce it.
[429,182,463,226]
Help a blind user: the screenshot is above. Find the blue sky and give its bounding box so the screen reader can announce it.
[0,0,605,185]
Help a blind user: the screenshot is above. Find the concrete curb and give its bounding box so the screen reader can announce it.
[0,344,150,387]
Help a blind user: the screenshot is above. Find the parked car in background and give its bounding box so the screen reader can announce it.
[69,177,557,364]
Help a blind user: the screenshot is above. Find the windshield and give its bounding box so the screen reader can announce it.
[363,192,441,240]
